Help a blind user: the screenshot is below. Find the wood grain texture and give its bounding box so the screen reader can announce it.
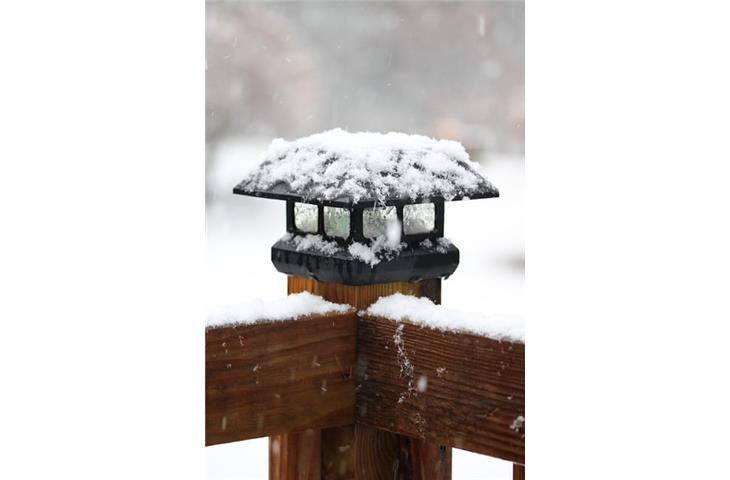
[356,315,525,464]
[322,426,355,480]
[513,463,525,480]
[205,311,357,446]
[401,437,452,480]
[353,426,451,480]
[287,276,441,310]
[269,430,321,480]
[353,425,399,480]
[207,274,524,476]
[286,276,449,479]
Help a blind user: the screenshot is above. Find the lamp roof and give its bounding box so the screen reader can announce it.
[233,129,499,207]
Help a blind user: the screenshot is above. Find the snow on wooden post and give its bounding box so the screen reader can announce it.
[226,129,515,479]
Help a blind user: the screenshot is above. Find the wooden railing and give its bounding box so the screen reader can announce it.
[206,277,525,479]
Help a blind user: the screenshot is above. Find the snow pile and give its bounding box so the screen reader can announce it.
[236,128,498,204]
[419,237,453,254]
[348,237,406,266]
[347,242,378,265]
[348,218,405,266]
[436,237,452,253]
[279,232,407,267]
[207,292,352,328]
[365,293,524,342]
[289,234,341,256]
[510,415,525,432]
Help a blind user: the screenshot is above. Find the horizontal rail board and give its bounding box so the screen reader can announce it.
[355,315,525,464]
[206,311,357,446]
[205,306,525,463]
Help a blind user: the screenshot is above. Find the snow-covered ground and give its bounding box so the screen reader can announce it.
[206,136,523,479]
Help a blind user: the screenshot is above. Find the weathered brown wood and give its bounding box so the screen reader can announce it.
[287,276,441,310]
[208,275,523,473]
[205,310,357,446]
[322,426,355,480]
[352,425,399,479]
[356,315,525,464]
[404,437,452,480]
[269,430,321,480]
[513,463,525,480]
[353,425,451,480]
[286,276,450,479]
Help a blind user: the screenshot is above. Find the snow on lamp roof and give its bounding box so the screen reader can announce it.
[234,128,499,207]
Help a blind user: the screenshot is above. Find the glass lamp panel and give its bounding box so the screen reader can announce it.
[403,203,435,234]
[363,206,397,239]
[324,207,350,239]
[294,202,318,233]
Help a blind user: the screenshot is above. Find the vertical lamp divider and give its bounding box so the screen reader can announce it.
[351,207,365,244]
[286,201,295,233]
[395,204,405,241]
[434,200,445,240]
[317,204,325,236]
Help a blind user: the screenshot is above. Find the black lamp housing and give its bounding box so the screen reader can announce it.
[233,186,498,285]
[273,199,453,285]
[233,134,499,286]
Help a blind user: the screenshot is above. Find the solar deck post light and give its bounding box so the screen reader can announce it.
[233,129,499,478]
[234,129,499,286]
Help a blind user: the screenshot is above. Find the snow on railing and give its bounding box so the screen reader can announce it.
[206,292,352,328]
[365,292,524,342]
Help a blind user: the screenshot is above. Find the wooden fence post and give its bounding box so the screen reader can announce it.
[269,431,321,480]
[268,276,451,479]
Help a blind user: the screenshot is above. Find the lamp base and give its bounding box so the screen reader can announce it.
[270,240,459,286]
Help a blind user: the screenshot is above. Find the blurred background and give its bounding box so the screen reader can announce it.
[206,1,523,478]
